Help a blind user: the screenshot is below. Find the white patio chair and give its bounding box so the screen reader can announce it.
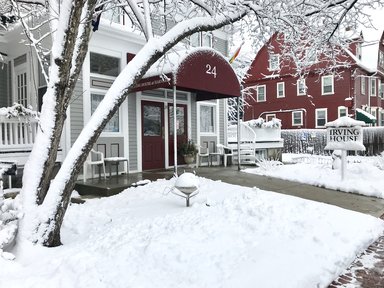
[216,144,234,167]
[197,145,209,167]
[83,149,106,181]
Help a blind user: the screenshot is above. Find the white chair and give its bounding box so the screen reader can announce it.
[197,145,209,167]
[83,149,106,181]
[215,144,234,167]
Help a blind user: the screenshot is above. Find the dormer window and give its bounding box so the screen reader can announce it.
[269,54,279,71]
[356,43,362,60]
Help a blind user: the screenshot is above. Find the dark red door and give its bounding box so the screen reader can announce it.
[142,101,165,170]
[168,104,188,166]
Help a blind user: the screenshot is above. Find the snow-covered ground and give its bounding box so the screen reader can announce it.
[244,153,384,198]
[1,170,384,288]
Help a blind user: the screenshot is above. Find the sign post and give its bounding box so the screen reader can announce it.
[324,117,366,180]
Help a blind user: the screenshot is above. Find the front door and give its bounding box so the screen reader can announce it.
[142,101,165,170]
[168,104,188,166]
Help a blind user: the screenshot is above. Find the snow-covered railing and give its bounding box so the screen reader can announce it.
[0,115,38,150]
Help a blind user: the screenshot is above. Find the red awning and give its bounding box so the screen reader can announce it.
[130,48,241,100]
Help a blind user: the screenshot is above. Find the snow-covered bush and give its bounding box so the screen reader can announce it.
[256,159,283,171]
[374,152,384,170]
[0,103,39,120]
[245,118,281,129]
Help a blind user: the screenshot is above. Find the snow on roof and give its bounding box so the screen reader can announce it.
[356,108,377,120]
[344,48,375,73]
[325,116,366,127]
[361,42,379,71]
[144,47,226,80]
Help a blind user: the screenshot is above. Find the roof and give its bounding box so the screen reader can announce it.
[133,47,241,100]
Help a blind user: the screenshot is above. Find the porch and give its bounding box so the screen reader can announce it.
[0,115,38,165]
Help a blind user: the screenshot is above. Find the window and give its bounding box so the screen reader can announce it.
[276,82,285,98]
[322,75,334,95]
[361,77,366,95]
[305,50,317,64]
[90,52,120,77]
[200,105,216,133]
[297,79,306,95]
[371,107,377,119]
[292,111,303,126]
[190,32,213,48]
[381,111,384,126]
[338,106,347,118]
[91,93,120,132]
[379,51,384,69]
[266,114,276,122]
[315,108,327,128]
[356,44,362,60]
[370,78,376,96]
[381,82,384,99]
[102,5,121,24]
[269,54,279,71]
[257,85,266,102]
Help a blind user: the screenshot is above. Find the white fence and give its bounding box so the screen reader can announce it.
[0,116,38,150]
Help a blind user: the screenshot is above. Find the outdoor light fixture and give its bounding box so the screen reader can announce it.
[171,172,199,207]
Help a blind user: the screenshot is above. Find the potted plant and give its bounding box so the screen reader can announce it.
[178,139,198,164]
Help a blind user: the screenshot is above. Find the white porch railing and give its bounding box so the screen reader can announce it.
[0,115,38,150]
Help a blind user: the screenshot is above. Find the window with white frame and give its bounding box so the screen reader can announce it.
[381,82,384,99]
[379,51,384,69]
[321,75,334,95]
[14,54,28,107]
[361,77,366,95]
[277,82,285,98]
[102,5,121,24]
[338,106,347,118]
[381,111,384,126]
[257,85,266,102]
[91,93,120,132]
[266,114,276,122]
[292,111,303,126]
[190,32,213,48]
[268,54,279,71]
[90,52,120,77]
[297,79,306,95]
[305,49,317,64]
[200,104,216,133]
[371,107,377,119]
[315,108,327,128]
[370,78,376,96]
[90,52,120,132]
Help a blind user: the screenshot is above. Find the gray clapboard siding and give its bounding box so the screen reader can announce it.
[70,72,84,145]
[128,93,138,171]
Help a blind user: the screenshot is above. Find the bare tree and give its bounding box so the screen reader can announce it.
[4,0,381,247]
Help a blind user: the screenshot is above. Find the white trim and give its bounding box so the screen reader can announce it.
[338,106,347,118]
[276,82,285,98]
[257,85,266,102]
[265,113,276,121]
[321,75,334,95]
[315,108,327,128]
[292,111,303,126]
[370,77,377,96]
[268,54,279,71]
[297,79,306,96]
[136,92,143,172]
[197,100,218,136]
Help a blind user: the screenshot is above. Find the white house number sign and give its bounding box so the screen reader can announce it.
[205,64,217,78]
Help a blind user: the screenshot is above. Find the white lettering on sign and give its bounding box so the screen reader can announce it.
[205,64,217,78]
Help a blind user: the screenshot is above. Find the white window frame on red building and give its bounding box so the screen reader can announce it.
[268,54,279,71]
[321,75,334,95]
[297,79,306,96]
[315,108,327,128]
[276,82,285,98]
[361,77,366,95]
[370,78,376,96]
[292,111,303,126]
[338,106,347,118]
[257,85,266,102]
[266,113,276,122]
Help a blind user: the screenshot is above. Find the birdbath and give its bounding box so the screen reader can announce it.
[173,172,199,207]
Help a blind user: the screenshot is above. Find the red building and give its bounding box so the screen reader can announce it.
[244,32,384,129]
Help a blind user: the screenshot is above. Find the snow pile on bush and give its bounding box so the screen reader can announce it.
[0,103,39,119]
[375,151,384,170]
[245,117,281,128]
[0,192,21,260]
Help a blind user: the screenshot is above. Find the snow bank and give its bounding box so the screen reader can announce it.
[0,177,383,288]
